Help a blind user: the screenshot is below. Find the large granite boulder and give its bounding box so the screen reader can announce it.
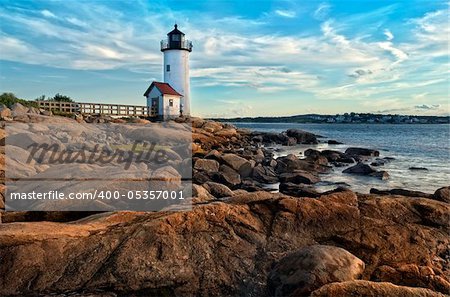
[267,245,365,296]
[193,170,212,184]
[343,162,376,175]
[222,153,253,177]
[285,129,318,144]
[257,132,289,145]
[203,181,234,198]
[252,165,278,184]
[369,170,390,180]
[204,149,223,162]
[304,149,329,166]
[279,182,321,197]
[192,184,214,203]
[320,150,345,161]
[194,159,220,172]
[190,117,205,128]
[240,178,266,192]
[0,104,12,120]
[311,280,446,297]
[304,148,321,158]
[215,164,241,188]
[345,147,380,157]
[276,154,329,174]
[202,121,223,133]
[433,186,450,203]
[215,128,237,138]
[10,102,28,116]
[279,171,320,184]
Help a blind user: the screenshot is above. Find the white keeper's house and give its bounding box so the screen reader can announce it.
[144,24,192,119]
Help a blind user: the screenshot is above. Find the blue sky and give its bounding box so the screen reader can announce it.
[0,0,448,117]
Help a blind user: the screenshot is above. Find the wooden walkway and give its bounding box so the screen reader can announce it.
[37,101,157,117]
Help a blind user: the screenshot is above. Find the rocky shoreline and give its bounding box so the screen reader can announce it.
[0,105,449,296]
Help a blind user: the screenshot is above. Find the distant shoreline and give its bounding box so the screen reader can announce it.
[211,113,450,124]
[220,121,450,125]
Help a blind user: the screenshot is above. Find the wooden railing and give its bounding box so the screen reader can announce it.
[36,101,158,117]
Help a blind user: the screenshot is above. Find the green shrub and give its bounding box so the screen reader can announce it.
[0,92,38,108]
[44,93,74,102]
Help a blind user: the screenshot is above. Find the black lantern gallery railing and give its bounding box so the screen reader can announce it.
[161,39,193,52]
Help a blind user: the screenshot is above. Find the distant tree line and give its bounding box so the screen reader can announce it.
[35,93,74,102]
[0,92,74,108]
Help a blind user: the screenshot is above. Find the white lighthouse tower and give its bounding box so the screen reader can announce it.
[160,24,192,116]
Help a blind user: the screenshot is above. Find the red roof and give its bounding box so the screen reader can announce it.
[143,81,182,97]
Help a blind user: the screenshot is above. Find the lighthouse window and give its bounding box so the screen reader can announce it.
[172,34,180,41]
[166,65,170,72]
[169,99,174,107]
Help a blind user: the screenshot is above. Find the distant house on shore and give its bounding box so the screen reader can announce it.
[143,81,182,119]
[144,24,192,119]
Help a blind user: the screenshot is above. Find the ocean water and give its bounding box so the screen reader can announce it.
[230,123,450,194]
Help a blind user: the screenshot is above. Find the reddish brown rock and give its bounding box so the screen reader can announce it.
[202,121,223,133]
[370,188,434,199]
[215,164,241,187]
[192,184,214,203]
[0,190,447,296]
[215,128,237,138]
[372,264,450,294]
[222,153,253,177]
[310,280,446,297]
[251,165,278,184]
[0,105,12,121]
[433,186,450,203]
[203,181,234,198]
[268,245,365,296]
[0,118,448,296]
[194,158,220,172]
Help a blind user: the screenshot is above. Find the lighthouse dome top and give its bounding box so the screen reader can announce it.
[161,24,192,52]
[167,24,185,36]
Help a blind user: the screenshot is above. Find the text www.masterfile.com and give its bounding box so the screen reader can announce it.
[9,190,186,200]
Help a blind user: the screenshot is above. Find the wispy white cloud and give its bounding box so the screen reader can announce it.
[415,104,440,110]
[192,66,319,92]
[383,29,394,40]
[40,9,56,18]
[274,10,296,18]
[313,3,330,20]
[0,4,162,71]
[377,41,408,63]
